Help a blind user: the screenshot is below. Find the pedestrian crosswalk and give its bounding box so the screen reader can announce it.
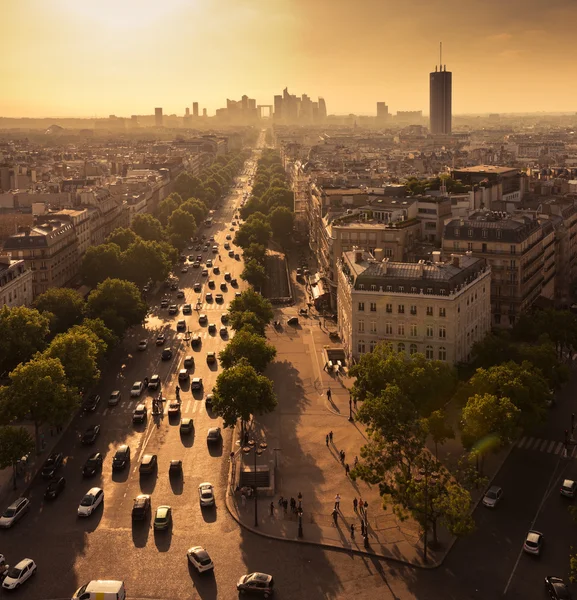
[516,436,577,458]
[103,398,208,418]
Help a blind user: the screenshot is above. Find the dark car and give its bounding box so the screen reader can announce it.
[231,278,238,286]
[139,454,158,474]
[41,452,64,479]
[132,494,151,521]
[161,348,173,361]
[545,576,572,600]
[81,424,101,445]
[191,334,201,347]
[169,460,182,475]
[83,394,100,412]
[112,445,131,470]
[82,453,103,477]
[44,476,66,500]
[207,427,222,444]
[237,573,274,597]
[287,317,299,326]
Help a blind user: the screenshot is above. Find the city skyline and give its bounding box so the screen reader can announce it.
[1,0,576,118]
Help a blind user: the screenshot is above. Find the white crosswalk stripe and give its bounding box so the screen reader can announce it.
[547,441,556,453]
[540,440,549,452]
[518,436,528,449]
[516,437,577,458]
[555,442,563,454]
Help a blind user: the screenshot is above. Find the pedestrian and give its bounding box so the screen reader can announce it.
[364,501,368,515]
[326,434,329,447]
[359,496,364,515]
[363,533,369,548]
[360,520,366,537]
[332,509,338,526]
[345,463,350,476]
[241,493,246,508]
[353,497,358,512]
[327,388,332,401]
[270,502,275,517]
[278,496,284,507]
[283,499,288,514]
[329,431,333,443]
[297,491,303,508]
[354,456,359,468]
[341,450,346,463]
[350,524,355,540]
[334,494,341,510]
[290,497,296,513]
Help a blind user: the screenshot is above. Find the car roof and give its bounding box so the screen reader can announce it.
[87,487,101,495]
[142,454,155,461]
[249,573,272,582]
[526,531,542,542]
[14,558,33,569]
[562,479,575,486]
[88,452,102,459]
[135,403,145,410]
[156,505,170,516]
[135,494,150,502]
[181,418,192,424]
[199,482,213,488]
[9,497,28,508]
[111,390,120,395]
[133,381,142,386]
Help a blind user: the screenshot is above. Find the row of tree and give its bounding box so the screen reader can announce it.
[404,174,470,196]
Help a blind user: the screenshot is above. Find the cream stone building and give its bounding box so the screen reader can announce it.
[337,249,491,364]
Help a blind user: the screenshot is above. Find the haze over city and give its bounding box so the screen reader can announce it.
[1,0,576,118]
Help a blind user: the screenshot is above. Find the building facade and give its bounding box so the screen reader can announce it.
[429,65,452,135]
[0,256,33,308]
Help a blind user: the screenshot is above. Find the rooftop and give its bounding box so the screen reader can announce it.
[453,165,518,175]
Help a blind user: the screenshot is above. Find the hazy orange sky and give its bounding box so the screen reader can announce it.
[1,0,575,118]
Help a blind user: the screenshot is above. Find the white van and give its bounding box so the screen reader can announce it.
[72,580,126,600]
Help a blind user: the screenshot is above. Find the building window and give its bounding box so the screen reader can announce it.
[358,320,365,333]
[398,343,405,354]
[370,285,377,291]
[410,305,417,315]
[438,347,447,361]
[370,340,377,352]
[410,324,417,337]
[358,340,366,354]
[468,229,473,237]
[454,228,460,237]
[439,326,446,338]
[398,286,404,293]
[410,343,418,355]
[426,345,434,359]
[454,241,460,250]
[482,229,488,238]
[467,242,473,251]
[439,307,446,317]
[510,245,516,254]
[385,322,393,335]
[386,285,392,292]
[370,302,377,312]
[358,302,365,312]
[426,325,433,337]
[398,304,405,314]
[398,323,405,335]
[496,230,502,239]
[427,288,433,294]
[370,321,377,334]
[411,287,417,293]
[426,306,433,316]
[386,303,392,313]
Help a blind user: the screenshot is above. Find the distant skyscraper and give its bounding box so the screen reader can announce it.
[154,107,163,127]
[185,107,190,116]
[192,102,199,117]
[202,108,207,117]
[429,45,452,135]
[376,102,389,121]
[318,97,327,121]
[274,95,283,121]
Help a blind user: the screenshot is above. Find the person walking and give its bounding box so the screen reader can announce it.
[332,508,338,526]
[278,496,284,508]
[354,456,359,468]
[350,524,355,540]
[341,450,346,464]
[353,497,358,512]
[334,494,341,510]
[329,431,333,443]
[345,463,350,477]
[270,502,275,517]
[359,496,364,516]
[326,434,329,447]
[283,499,288,514]
[327,388,332,401]
[360,520,366,537]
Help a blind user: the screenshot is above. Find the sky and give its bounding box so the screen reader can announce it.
[1,0,576,118]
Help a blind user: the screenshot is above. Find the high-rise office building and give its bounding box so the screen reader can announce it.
[429,51,452,135]
[192,102,199,117]
[202,108,207,117]
[154,107,163,127]
[318,97,327,121]
[274,95,283,120]
[185,107,190,116]
[376,102,389,121]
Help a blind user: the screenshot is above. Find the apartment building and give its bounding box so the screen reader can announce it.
[442,212,546,327]
[337,249,491,364]
[0,256,33,307]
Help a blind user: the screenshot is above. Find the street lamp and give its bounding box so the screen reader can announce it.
[243,439,268,527]
[348,392,354,422]
[297,506,303,538]
[414,467,440,563]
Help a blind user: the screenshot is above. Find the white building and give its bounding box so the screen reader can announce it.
[337,249,492,364]
[0,256,33,308]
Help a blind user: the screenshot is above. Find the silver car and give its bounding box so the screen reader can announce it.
[482,485,502,508]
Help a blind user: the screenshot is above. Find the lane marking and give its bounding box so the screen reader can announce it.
[539,440,549,452]
[185,401,191,413]
[518,436,527,448]
[555,442,563,455]
[547,441,556,453]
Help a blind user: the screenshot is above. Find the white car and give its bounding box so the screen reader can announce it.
[0,497,30,528]
[138,340,148,351]
[77,487,104,517]
[198,482,215,507]
[187,546,214,573]
[2,558,37,590]
[482,485,503,508]
[130,381,145,397]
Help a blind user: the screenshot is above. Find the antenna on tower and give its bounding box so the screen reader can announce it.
[439,42,442,70]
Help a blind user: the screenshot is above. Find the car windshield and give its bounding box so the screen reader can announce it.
[7,567,22,578]
[80,495,94,506]
[201,490,212,498]
[86,458,99,466]
[486,491,497,499]
[2,508,15,517]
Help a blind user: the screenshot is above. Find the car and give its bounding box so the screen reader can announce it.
[205,394,213,409]
[177,289,185,299]
[169,459,182,475]
[199,313,208,324]
[191,334,201,346]
[560,479,577,498]
[138,339,148,351]
[230,227,235,232]
[237,573,274,597]
[41,452,64,479]
[228,250,235,257]
[221,313,229,324]
[193,261,201,268]
[207,427,222,444]
[2,558,37,591]
[177,319,186,331]
[224,272,231,281]
[133,403,147,424]
[208,279,215,289]
[82,452,103,477]
[44,476,66,500]
[219,326,228,337]
[220,282,227,291]
[194,283,202,292]
[187,546,214,573]
[213,266,220,274]
[235,292,242,298]
[207,352,216,364]
[544,576,572,600]
[154,506,172,530]
[81,424,101,445]
[205,293,213,302]
[231,278,238,286]
[178,369,189,382]
[208,323,216,333]
[184,355,194,368]
[0,497,30,528]
[108,390,121,406]
[232,221,237,226]
[198,482,215,507]
[204,245,209,251]
[212,245,218,253]
[77,487,104,517]
[524,530,544,556]
[215,294,224,303]
[180,418,194,434]
[132,494,151,521]
[112,445,130,470]
[183,303,192,314]
[224,242,230,250]
[235,253,240,260]
[206,259,213,268]
[482,485,503,508]
[202,269,209,277]
[287,317,299,326]
[188,254,195,262]
[160,298,169,308]
[131,381,145,397]
[148,374,161,390]
[209,236,215,242]
[181,266,188,273]
[161,347,173,360]
[83,394,100,412]
[139,454,158,474]
[167,398,181,418]
[156,333,166,346]
[169,305,178,315]
[226,235,232,240]
[171,281,179,291]
[191,377,203,390]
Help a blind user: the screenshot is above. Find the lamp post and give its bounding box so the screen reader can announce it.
[348,393,354,422]
[243,439,267,527]
[297,507,303,538]
[415,467,440,563]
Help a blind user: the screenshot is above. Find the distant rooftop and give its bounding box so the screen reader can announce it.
[453,165,518,175]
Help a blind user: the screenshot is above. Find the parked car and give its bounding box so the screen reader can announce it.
[41,452,64,479]
[482,485,503,508]
[0,498,30,528]
[77,487,104,517]
[82,453,103,477]
[44,476,66,500]
[2,559,37,591]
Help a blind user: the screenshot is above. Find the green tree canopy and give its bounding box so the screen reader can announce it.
[0,306,50,374]
[234,217,272,249]
[229,311,267,337]
[33,287,85,335]
[426,409,455,459]
[228,289,274,329]
[174,173,201,201]
[242,243,267,266]
[106,227,138,251]
[131,213,164,242]
[76,317,119,353]
[268,206,294,243]
[219,329,276,372]
[180,198,208,226]
[167,208,197,246]
[240,259,267,288]
[80,243,123,287]
[157,193,182,225]
[122,239,172,286]
[0,426,36,488]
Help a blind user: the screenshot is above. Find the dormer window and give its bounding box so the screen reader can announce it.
[482,229,488,238]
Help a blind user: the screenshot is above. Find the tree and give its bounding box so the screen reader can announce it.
[122,239,172,286]
[219,329,276,372]
[0,306,50,375]
[229,311,267,337]
[241,259,267,288]
[80,243,123,287]
[0,426,35,489]
[211,358,277,432]
[32,288,85,335]
[269,206,294,243]
[243,243,267,266]
[157,193,182,225]
[0,356,78,450]
[228,289,274,328]
[234,217,272,249]
[167,208,197,245]
[86,278,147,335]
[131,213,164,242]
[426,410,454,459]
[76,318,119,353]
[204,177,222,199]
[262,186,294,211]
[436,482,475,537]
[174,173,201,201]
[240,198,268,219]
[44,329,101,392]
[180,199,208,226]
[106,227,137,251]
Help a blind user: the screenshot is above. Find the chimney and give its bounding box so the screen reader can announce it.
[452,254,460,268]
[432,251,442,263]
[353,246,363,263]
[373,248,385,261]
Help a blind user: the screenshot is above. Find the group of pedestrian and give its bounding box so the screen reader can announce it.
[277,496,289,514]
[325,431,334,446]
[339,449,346,464]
